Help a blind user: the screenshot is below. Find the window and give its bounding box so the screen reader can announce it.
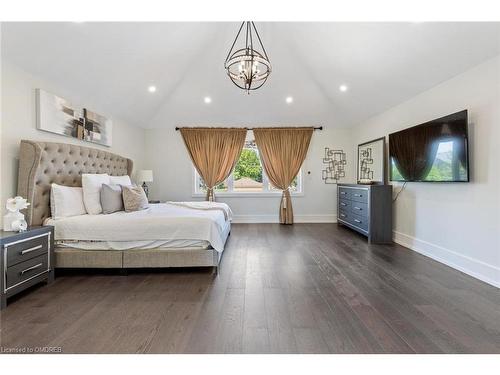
[194,140,302,196]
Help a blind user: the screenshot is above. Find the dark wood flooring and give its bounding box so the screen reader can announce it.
[1,224,499,354]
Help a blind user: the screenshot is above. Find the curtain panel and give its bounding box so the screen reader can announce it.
[253,127,313,224]
[179,127,247,201]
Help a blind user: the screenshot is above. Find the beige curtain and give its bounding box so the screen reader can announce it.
[179,127,247,201]
[254,127,313,224]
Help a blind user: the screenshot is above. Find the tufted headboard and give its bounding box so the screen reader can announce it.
[17,140,133,226]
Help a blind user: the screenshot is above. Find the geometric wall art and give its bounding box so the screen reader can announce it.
[322,147,347,184]
[36,89,112,147]
[359,147,374,180]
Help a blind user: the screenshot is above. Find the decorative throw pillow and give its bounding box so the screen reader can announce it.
[109,175,132,186]
[100,184,124,214]
[82,173,110,215]
[50,183,87,219]
[122,185,149,212]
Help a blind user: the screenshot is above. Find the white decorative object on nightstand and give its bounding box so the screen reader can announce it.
[3,197,30,232]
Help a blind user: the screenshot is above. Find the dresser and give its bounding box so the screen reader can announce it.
[1,226,54,310]
[337,184,393,244]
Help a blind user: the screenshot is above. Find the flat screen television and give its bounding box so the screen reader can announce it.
[389,110,469,182]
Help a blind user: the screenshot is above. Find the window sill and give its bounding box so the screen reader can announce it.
[192,192,304,198]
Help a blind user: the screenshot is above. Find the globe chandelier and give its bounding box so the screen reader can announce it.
[224,21,271,93]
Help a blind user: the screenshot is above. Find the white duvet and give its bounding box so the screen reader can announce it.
[45,202,231,252]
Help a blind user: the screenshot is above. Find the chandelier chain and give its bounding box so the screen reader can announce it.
[224,22,245,63]
[251,22,269,61]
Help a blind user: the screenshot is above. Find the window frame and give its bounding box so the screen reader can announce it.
[192,166,304,198]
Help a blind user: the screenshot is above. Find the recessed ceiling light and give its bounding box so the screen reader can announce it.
[339,85,348,92]
[286,96,293,104]
[148,86,157,93]
[204,96,212,104]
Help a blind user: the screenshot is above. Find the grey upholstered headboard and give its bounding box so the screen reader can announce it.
[17,140,133,226]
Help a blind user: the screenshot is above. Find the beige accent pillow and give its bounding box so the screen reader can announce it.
[122,185,149,212]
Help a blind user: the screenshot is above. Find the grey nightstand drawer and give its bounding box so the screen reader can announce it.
[350,213,368,232]
[6,234,49,267]
[6,253,49,290]
[338,188,350,199]
[351,201,368,217]
[350,189,368,203]
[338,210,350,222]
[338,199,351,210]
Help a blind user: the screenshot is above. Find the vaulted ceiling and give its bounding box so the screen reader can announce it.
[2,22,500,128]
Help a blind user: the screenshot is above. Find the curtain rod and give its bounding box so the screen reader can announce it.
[175,126,323,131]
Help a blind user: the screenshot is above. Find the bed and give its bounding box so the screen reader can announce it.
[17,140,229,271]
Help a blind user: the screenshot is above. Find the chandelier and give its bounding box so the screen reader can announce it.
[224,22,271,93]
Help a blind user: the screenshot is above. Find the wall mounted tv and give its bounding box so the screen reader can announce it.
[389,110,469,182]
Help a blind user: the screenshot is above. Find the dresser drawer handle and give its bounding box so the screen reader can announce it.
[340,202,347,206]
[353,194,362,197]
[353,206,362,211]
[340,213,346,218]
[340,191,347,195]
[354,219,362,223]
[20,263,43,275]
[20,245,43,255]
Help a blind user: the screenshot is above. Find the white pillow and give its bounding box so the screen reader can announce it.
[109,175,132,186]
[82,173,110,214]
[50,184,87,219]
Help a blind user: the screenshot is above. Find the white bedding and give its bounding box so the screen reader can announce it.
[166,201,233,221]
[45,202,231,252]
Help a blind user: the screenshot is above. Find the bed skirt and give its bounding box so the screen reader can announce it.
[55,247,221,269]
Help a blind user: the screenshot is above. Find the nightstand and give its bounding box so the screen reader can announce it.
[0,226,54,310]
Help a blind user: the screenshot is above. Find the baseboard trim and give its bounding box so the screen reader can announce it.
[393,230,499,288]
[232,214,337,224]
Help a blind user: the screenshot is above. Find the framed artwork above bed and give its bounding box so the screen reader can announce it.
[36,88,112,147]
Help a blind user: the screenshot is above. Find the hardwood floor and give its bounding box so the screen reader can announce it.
[1,224,499,354]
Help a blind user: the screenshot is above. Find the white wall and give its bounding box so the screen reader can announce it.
[353,56,500,287]
[145,126,353,223]
[1,61,146,224]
